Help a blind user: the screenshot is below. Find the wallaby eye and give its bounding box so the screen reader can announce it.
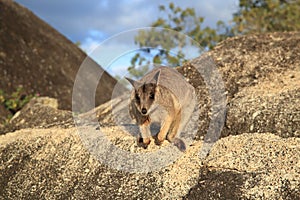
[135,94,140,101]
[149,93,155,99]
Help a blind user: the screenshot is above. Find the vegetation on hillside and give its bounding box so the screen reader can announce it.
[0,87,35,123]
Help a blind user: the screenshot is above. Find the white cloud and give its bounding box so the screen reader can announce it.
[80,33,139,76]
[15,0,237,43]
[80,37,100,54]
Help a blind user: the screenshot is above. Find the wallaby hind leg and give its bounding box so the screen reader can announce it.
[155,114,173,145]
[166,110,181,142]
[177,94,196,141]
[167,110,186,152]
[169,109,194,152]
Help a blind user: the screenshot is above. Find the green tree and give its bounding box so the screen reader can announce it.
[129,2,228,78]
[232,0,300,34]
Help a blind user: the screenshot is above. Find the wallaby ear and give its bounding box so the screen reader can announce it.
[151,69,161,85]
[125,77,143,89]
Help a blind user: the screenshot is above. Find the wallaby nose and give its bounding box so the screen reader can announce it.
[141,108,147,115]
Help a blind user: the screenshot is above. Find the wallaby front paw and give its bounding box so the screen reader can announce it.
[137,138,150,149]
[138,142,149,149]
[154,137,164,146]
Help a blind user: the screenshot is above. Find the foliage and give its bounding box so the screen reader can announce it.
[232,0,300,35]
[0,87,34,116]
[75,41,81,46]
[129,3,229,78]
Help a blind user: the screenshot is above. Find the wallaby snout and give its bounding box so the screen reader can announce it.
[141,108,147,115]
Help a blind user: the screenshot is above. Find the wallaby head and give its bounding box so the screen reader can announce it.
[126,69,161,116]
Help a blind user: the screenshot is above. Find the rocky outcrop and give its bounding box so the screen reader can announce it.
[0,97,74,134]
[0,32,299,199]
[0,0,125,120]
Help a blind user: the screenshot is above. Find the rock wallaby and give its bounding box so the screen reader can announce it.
[126,66,196,152]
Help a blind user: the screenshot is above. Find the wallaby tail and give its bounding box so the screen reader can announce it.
[173,138,186,152]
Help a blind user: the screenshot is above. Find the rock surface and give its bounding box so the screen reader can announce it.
[185,136,300,200]
[225,70,299,137]
[0,31,300,199]
[0,128,299,199]
[208,32,300,138]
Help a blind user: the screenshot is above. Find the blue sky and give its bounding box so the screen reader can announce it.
[15,0,238,76]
